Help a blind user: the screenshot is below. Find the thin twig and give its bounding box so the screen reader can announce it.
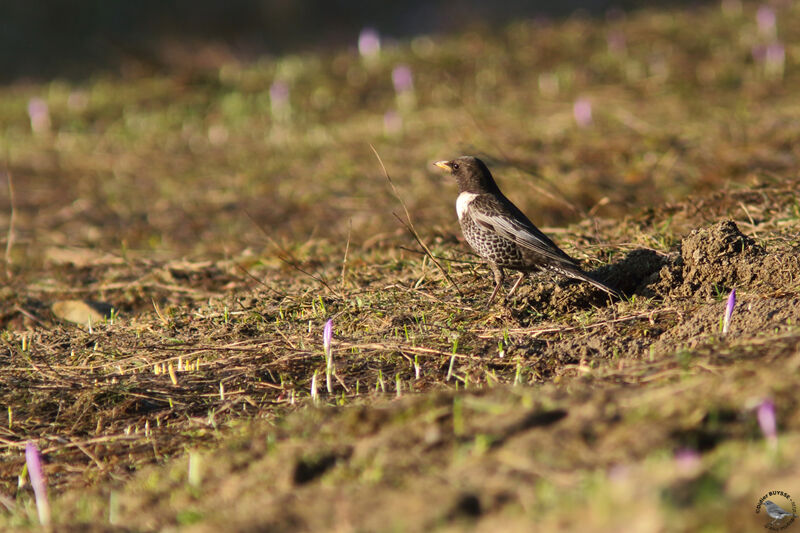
[233,262,286,298]
[397,246,482,265]
[369,144,463,297]
[738,201,758,237]
[341,218,352,291]
[13,306,48,327]
[244,210,340,297]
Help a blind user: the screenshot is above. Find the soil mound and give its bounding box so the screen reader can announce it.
[655,220,800,299]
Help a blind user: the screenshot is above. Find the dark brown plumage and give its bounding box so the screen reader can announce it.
[434,156,621,306]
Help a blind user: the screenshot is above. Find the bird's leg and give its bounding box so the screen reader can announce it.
[486,264,504,307]
[505,272,528,302]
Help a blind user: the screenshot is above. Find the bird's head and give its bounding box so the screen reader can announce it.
[434,156,499,194]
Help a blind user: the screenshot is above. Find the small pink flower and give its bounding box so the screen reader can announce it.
[392,65,414,94]
[269,81,290,120]
[674,448,701,472]
[756,5,777,37]
[757,399,777,447]
[723,289,736,334]
[358,28,381,59]
[25,442,50,526]
[27,98,51,135]
[573,98,593,127]
[270,81,289,106]
[323,319,333,358]
[323,319,334,394]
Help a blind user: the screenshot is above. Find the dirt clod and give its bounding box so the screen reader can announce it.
[655,220,800,299]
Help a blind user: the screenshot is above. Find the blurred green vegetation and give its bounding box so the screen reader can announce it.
[3,2,799,268]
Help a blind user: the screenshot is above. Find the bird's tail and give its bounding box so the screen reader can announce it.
[566,267,622,300]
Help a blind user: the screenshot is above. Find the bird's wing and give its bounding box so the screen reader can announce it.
[468,194,578,266]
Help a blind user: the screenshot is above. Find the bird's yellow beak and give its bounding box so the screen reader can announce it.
[434,160,452,172]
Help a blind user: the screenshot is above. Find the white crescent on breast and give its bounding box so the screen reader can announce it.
[456,192,478,221]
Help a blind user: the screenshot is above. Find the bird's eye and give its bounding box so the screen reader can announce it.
[452,163,460,170]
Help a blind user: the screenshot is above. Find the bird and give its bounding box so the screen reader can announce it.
[434,156,621,306]
[764,500,798,526]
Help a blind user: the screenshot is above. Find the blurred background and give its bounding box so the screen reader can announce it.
[3,0,696,81]
[1,0,798,266]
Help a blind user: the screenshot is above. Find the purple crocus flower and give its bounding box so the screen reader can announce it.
[392,65,414,94]
[756,5,777,37]
[323,319,333,394]
[358,28,381,59]
[27,98,51,135]
[323,319,333,358]
[269,81,290,116]
[25,442,50,526]
[757,399,777,447]
[573,98,593,127]
[722,288,736,334]
[674,448,701,472]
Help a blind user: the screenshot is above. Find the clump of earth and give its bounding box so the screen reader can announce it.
[509,220,800,366]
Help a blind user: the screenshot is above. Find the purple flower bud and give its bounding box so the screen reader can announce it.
[270,81,289,107]
[269,81,291,121]
[756,5,777,37]
[392,65,414,94]
[757,399,777,446]
[573,98,593,127]
[27,98,51,135]
[323,319,334,394]
[358,28,381,59]
[323,319,333,358]
[25,442,50,526]
[674,448,701,472]
[723,288,736,334]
